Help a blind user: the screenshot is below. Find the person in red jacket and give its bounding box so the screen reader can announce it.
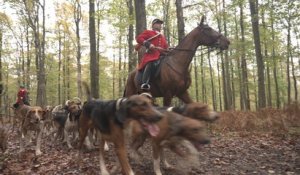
[16,85,30,106]
[136,18,169,91]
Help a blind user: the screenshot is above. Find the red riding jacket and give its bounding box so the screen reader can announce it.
[136,30,168,70]
[17,88,28,104]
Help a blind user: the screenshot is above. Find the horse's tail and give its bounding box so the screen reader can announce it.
[81,81,92,101]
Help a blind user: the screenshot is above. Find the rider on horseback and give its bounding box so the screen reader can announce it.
[136,18,169,91]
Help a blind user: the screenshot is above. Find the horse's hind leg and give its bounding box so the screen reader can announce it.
[178,91,194,104]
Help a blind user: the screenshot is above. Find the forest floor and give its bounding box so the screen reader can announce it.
[0,128,299,175]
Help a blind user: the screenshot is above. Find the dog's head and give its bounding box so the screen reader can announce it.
[115,95,163,136]
[26,106,46,124]
[65,99,82,118]
[44,105,53,120]
[173,117,210,151]
[173,102,219,122]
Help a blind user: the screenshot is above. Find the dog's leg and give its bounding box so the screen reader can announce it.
[78,120,90,150]
[96,131,109,151]
[99,138,110,175]
[161,149,172,169]
[25,131,31,146]
[64,128,72,148]
[115,138,135,175]
[35,128,43,155]
[19,130,25,153]
[84,130,95,150]
[152,143,163,175]
[63,119,73,148]
[130,133,147,161]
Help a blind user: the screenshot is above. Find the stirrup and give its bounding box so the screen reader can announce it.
[141,83,151,90]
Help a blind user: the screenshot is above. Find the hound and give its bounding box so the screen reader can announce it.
[78,82,163,175]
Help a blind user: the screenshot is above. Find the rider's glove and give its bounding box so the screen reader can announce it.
[143,41,151,49]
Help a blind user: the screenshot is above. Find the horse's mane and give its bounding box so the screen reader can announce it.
[167,25,201,56]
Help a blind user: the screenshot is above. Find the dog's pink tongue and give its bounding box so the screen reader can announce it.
[146,124,160,137]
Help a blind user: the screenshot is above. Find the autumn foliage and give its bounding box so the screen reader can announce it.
[212,102,300,135]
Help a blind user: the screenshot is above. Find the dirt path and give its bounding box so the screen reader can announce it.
[1,131,299,175]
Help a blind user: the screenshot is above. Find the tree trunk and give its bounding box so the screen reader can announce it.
[58,25,62,104]
[200,50,207,103]
[118,34,122,97]
[286,16,292,104]
[127,0,135,72]
[134,0,146,61]
[25,26,31,98]
[175,0,185,42]
[239,1,250,110]
[270,0,280,108]
[193,57,199,102]
[74,0,82,99]
[208,53,216,110]
[0,31,2,123]
[262,8,272,107]
[217,59,222,111]
[249,0,266,109]
[89,0,99,99]
[162,0,171,43]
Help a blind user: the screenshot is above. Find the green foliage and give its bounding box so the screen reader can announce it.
[1,0,299,110]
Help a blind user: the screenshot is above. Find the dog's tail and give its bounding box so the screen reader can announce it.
[82,81,92,101]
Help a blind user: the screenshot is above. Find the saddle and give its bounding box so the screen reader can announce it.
[135,57,165,86]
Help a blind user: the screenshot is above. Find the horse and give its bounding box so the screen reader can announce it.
[124,16,230,106]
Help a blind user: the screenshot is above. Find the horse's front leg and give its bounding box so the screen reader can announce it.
[178,91,194,104]
[163,92,173,106]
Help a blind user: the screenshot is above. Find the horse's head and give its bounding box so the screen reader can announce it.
[197,16,230,50]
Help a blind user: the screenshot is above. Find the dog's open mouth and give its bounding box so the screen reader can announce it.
[140,119,160,137]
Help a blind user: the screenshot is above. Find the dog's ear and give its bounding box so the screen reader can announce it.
[41,110,47,120]
[25,110,32,118]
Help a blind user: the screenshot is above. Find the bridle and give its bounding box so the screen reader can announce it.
[167,24,223,54]
[165,24,224,78]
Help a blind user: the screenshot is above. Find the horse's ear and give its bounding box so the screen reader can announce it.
[200,16,206,26]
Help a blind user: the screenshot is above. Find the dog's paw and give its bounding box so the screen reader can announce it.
[35,150,42,156]
[104,142,109,151]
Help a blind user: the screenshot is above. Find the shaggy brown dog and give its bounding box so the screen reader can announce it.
[129,102,219,175]
[20,106,46,155]
[78,82,163,175]
[63,99,82,148]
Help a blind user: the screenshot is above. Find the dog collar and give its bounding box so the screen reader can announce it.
[139,92,153,99]
[116,98,127,110]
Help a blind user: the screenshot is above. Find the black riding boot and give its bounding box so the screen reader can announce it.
[141,63,153,91]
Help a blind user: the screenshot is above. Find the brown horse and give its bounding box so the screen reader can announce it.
[124,17,230,106]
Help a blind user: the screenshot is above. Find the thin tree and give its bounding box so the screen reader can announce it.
[249,0,266,109]
[239,0,250,110]
[73,0,82,99]
[22,0,47,106]
[270,0,280,108]
[127,0,135,72]
[89,0,99,98]
[134,0,146,61]
[175,0,185,42]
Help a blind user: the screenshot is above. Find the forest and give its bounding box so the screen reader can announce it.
[0,0,299,175]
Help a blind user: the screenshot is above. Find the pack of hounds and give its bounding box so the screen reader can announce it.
[3,82,220,175]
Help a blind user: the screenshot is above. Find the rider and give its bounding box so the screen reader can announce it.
[136,18,169,91]
[16,84,30,106]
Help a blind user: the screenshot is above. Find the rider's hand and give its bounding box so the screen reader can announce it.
[143,41,151,49]
[149,44,155,49]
